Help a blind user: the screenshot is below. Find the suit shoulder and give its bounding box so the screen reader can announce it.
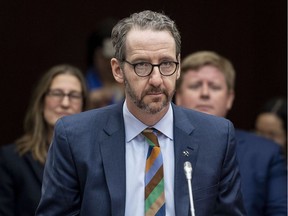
[174,104,232,126]
[0,143,26,170]
[55,103,123,136]
[235,129,283,158]
[172,104,235,141]
[60,103,122,124]
[0,143,19,158]
[236,129,281,149]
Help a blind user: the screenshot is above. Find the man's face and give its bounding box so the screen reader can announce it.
[112,29,180,115]
[176,65,234,117]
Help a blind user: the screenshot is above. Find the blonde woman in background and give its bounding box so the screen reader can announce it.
[0,64,87,216]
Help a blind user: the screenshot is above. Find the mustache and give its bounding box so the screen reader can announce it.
[145,87,165,94]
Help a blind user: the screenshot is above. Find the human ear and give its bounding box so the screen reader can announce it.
[176,54,181,80]
[111,58,124,84]
[175,90,182,106]
[227,90,235,110]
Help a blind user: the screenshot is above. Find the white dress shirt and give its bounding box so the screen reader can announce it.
[123,101,175,216]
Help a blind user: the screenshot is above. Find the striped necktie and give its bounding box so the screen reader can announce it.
[142,128,165,216]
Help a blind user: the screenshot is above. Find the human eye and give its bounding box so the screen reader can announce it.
[134,62,151,75]
[49,90,64,97]
[69,92,82,99]
[188,82,201,90]
[161,61,174,68]
[209,84,222,90]
[135,62,150,69]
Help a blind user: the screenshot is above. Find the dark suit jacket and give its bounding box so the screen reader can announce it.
[235,130,287,216]
[0,144,44,216]
[36,103,246,215]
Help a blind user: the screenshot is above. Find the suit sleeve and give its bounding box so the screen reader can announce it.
[36,119,81,216]
[214,121,247,215]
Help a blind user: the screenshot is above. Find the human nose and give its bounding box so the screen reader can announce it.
[148,66,163,86]
[60,95,71,107]
[200,83,210,98]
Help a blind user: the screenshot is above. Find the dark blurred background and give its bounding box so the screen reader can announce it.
[1,0,286,145]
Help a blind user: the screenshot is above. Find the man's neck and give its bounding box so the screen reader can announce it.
[126,101,170,126]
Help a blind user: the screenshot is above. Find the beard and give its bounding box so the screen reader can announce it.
[123,75,175,114]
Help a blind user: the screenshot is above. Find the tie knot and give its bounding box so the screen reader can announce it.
[142,128,160,147]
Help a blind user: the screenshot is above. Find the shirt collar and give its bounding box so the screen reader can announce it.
[123,100,173,142]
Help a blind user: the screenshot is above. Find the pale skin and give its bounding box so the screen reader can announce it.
[44,73,83,138]
[255,113,286,147]
[176,65,234,118]
[111,29,180,126]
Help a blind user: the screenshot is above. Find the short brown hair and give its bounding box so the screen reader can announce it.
[111,10,181,62]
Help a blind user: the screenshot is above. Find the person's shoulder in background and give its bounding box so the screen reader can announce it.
[235,129,287,215]
[235,129,285,156]
[0,143,20,161]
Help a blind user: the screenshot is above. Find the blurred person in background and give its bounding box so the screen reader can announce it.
[255,97,287,157]
[175,50,287,216]
[85,17,124,109]
[0,64,87,216]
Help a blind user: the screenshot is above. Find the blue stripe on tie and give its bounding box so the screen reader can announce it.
[146,147,153,160]
[145,153,163,185]
[155,203,166,216]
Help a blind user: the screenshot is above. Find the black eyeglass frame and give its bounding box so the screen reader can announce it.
[123,60,179,77]
[46,89,83,102]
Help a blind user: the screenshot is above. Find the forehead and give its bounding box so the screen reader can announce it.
[183,65,226,82]
[125,29,176,59]
[258,113,283,128]
[50,74,82,90]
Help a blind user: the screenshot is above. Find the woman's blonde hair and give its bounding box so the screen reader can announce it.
[16,64,87,164]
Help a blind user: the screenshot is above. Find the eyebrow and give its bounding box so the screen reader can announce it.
[49,88,82,93]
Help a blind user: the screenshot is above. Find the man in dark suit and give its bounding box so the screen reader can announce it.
[36,11,246,215]
[175,50,287,215]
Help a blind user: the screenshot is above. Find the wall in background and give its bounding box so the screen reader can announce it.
[0,1,286,145]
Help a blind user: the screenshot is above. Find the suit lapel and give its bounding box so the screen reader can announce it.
[172,105,199,216]
[99,104,201,215]
[100,106,126,216]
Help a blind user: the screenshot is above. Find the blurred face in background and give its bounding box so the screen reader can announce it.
[44,73,83,128]
[255,113,286,147]
[176,65,234,117]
